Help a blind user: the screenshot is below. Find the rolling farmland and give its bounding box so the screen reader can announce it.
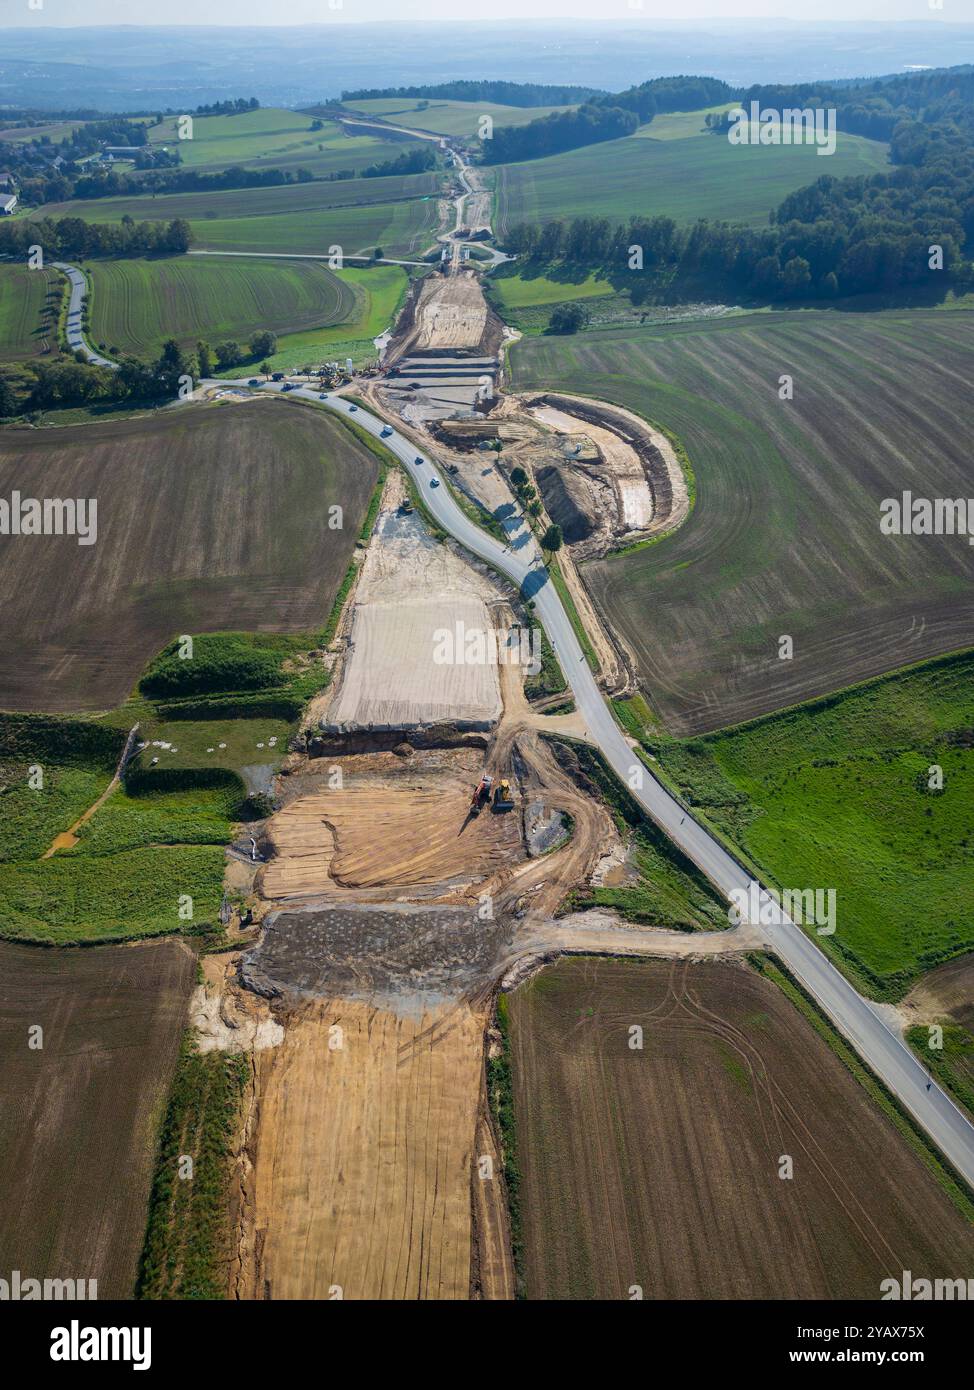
[35,168,441,225]
[187,198,437,258]
[511,310,974,734]
[493,125,889,233]
[148,107,428,178]
[0,939,194,1296]
[345,97,576,139]
[87,255,357,357]
[506,957,974,1299]
[0,401,379,711]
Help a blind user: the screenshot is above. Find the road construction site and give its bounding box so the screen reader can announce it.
[213,416,722,1296]
[134,234,973,1302]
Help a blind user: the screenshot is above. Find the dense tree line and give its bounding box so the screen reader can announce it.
[709,68,974,145]
[0,216,192,260]
[593,75,735,124]
[69,163,316,201]
[482,104,638,165]
[341,80,603,107]
[0,338,199,419]
[192,97,259,116]
[361,145,438,178]
[504,192,967,302]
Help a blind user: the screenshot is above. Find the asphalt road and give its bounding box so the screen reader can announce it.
[57,260,974,1191]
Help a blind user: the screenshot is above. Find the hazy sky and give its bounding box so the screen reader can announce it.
[7,0,973,25]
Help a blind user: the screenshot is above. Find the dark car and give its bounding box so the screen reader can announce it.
[430,478,440,488]
[248,378,260,386]
[414,456,424,465]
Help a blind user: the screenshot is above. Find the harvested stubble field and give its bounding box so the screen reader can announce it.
[0,401,377,711]
[512,310,974,733]
[87,255,357,358]
[235,996,487,1300]
[262,749,523,902]
[187,199,438,259]
[507,956,974,1300]
[0,939,194,1297]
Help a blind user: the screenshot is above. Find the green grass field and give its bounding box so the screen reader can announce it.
[0,706,247,944]
[186,198,437,259]
[87,255,356,356]
[489,269,613,309]
[148,107,428,178]
[628,651,974,999]
[493,124,889,233]
[84,256,407,368]
[511,310,974,735]
[0,262,58,360]
[345,97,575,140]
[35,169,440,226]
[215,264,408,372]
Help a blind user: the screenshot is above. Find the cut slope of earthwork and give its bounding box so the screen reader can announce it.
[324,504,505,731]
[508,956,974,1300]
[0,401,378,712]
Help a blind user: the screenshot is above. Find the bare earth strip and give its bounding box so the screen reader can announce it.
[235,996,486,1300]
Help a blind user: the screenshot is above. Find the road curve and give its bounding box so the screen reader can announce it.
[57,262,974,1192]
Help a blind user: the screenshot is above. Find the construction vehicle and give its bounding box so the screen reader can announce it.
[493,778,515,812]
[470,773,493,814]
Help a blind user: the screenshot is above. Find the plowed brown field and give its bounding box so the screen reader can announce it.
[0,939,194,1297]
[508,956,974,1299]
[0,401,378,712]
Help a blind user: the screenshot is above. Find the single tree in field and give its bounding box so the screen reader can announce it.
[510,465,528,489]
[249,329,277,360]
[548,302,587,334]
[541,523,563,559]
[259,361,272,379]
